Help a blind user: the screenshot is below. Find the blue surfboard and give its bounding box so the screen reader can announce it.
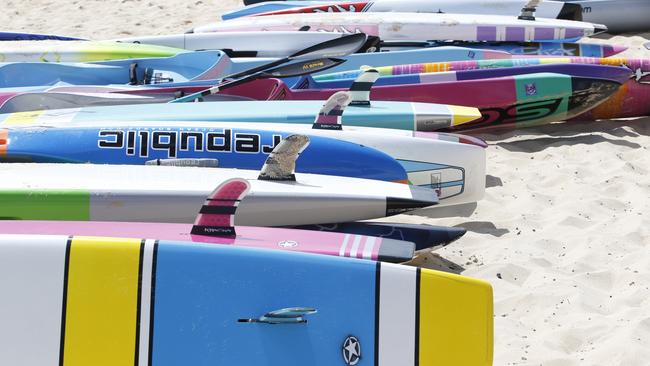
[0,234,493,366]
[0,125,408,182]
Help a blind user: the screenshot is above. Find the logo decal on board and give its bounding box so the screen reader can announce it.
[525,83,538,96]
[342,336,361,365]
[278,240,298,248]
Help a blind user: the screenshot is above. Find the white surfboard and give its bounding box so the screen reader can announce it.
[0,163,438,226]
[226,0,575,20]
[193,12,607,42]
[115,31,349,57]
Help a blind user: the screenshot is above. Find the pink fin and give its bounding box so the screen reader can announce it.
[191,178,250,238]
[313,91,352,130]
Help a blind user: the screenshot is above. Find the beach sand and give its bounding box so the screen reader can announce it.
[4,1,649,365]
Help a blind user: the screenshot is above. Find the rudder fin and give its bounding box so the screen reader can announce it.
[349,68,379,106]
[258,134,309,181]
[190,178,250,238]
[313,91,352,130]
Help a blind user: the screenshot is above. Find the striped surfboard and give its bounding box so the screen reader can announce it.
[0,234,493,366]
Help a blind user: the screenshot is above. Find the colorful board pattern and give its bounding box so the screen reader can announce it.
[314,57,650,81]
[0,234,493,366]
[278,73,621,130]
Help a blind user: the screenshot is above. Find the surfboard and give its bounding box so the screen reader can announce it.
[0,108,487,208]
[0,50,227,88]
[0,40,185,62]
[290,222,468,250]
[0,93,480,131]
[228,0,576,20]
[193,12,607,42]
[115,31,349,58]
[251,72,621,130]
[314,57,649,81]
[0,178,418,262]
[420,41,626,57]
[0,162,438,225]
[0,126,409,183]
[0,233,493,366]
[313,57,650,120]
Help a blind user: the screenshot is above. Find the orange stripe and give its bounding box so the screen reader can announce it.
[0,129,7,156]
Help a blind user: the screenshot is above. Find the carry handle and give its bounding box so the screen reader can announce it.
[238,307,317,324]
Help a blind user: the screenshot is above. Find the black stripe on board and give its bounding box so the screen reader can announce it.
[58,236,73,366]
[350,81,374,92]
[133,239,145,366]
[374,262,381,366]
[199,205,237,215]
[147,240,159,366]
[414,267,421,366]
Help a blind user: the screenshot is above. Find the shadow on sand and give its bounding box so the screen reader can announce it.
[476,117,650,153]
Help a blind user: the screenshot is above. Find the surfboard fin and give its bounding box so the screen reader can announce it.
[518,0,541,20]
[349,68,379,106]
[258,134,309,181]
[238,307,317,324]
[190,178,250,238]
[313,91,352,130]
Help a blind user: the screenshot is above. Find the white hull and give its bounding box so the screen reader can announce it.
[194,12,606,41]
[115,31,347,57]
[0,163,437,226]
[28,120,486,207]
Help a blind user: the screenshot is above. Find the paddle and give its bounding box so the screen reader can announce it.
[170,57,344,103]
[170,33,366,103]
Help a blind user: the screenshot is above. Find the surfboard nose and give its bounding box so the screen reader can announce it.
[413,103,482,132]
[386,185,438,216]
[593,24,609,35]
[603,45,628,58]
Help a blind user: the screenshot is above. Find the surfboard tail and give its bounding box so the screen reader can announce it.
[417,267,494,366]
[375,263,493,365]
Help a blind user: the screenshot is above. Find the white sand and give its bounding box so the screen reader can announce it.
[4,1,650,365]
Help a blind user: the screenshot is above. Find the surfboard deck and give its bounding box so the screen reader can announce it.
[0,163,438,225]
[194,12,606,42]
[0,220,416,262]
[0,234,493,366]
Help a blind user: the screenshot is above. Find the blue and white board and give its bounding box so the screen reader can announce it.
[0,125,408,182]
[0,50,226,88]
[0,234,493,366]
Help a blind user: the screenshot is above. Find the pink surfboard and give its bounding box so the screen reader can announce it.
[0,179,414,262]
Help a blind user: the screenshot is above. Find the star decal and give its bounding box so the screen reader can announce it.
[342,336,361,365]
